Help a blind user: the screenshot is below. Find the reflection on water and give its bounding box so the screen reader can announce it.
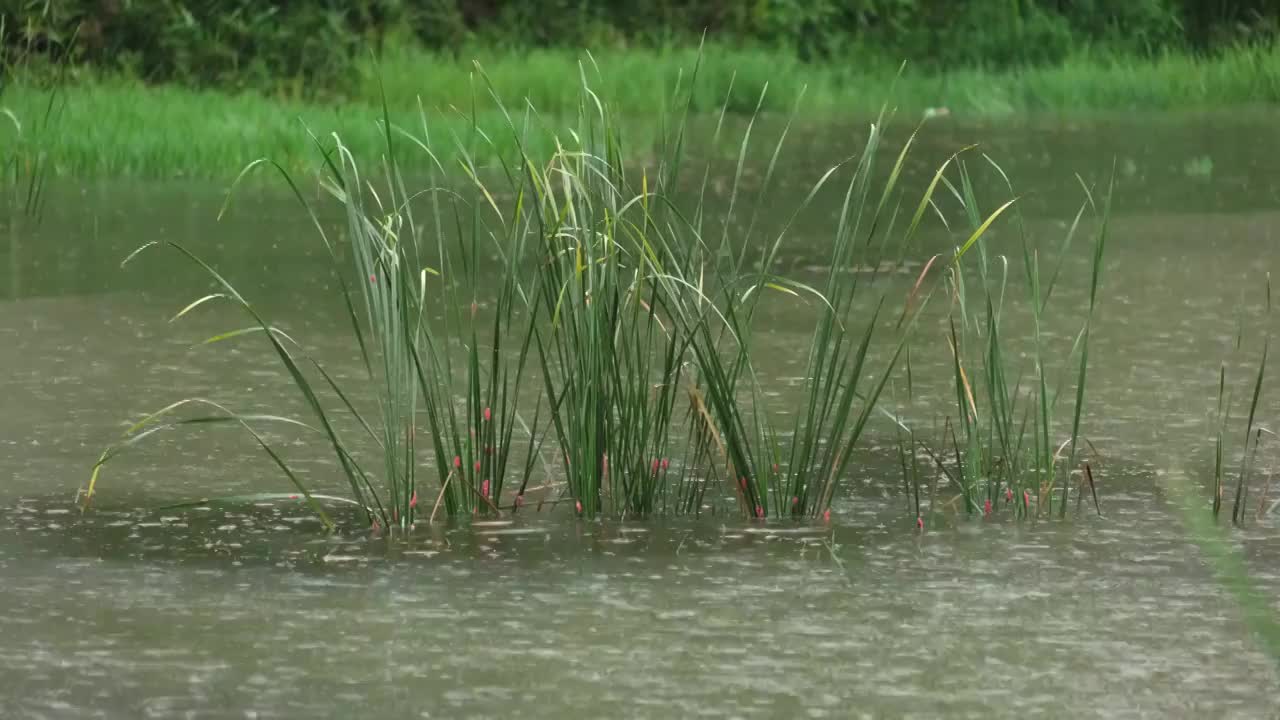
[3,112,1280,716]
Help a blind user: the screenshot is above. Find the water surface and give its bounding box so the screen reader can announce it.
[3,111,1280,717]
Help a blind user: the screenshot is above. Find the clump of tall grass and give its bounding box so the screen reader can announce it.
[84,87,547,530]
[3,17,65,307]
[1,15,66,223]
[659,101,928,520]
[515,105,688,517]
[524,61,1018,520]
[1213,275,1272,525]
[890,159,1111,521]
[0,99,54,221]
[84,50,1111,529]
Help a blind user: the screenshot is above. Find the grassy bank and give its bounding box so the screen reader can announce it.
[5,42,1280,179]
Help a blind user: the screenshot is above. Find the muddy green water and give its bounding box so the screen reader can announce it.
[4,112,1280,717]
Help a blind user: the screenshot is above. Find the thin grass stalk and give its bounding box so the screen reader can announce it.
[1233,274,1271,524]
[1062,168,1114,516]
[85,241,379,525]
[1214,362,1230,518]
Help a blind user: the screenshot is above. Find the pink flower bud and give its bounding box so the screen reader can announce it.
[661,458,670,471]
[651,458,659,474]
[823,508,831,523]
[755,505,764,518]
[483,407,491,422]
[481,479,490,498]
[474,460,481,473]
[917,516,925,531]
[791,496,799,506]
[983,499,991,516]
[453,455,462,469]
[575,500,583,514]
[409,491,418,509]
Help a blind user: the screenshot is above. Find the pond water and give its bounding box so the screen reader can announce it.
[3,111,1280,717]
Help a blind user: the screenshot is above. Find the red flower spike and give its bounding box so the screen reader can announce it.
[575,500,583,514]
[1006,487,1014,502]
[661,458,670,471]
[792,496,799,506]
[474,460,481,473]
[409,491,418,509]
[983,498,992,516]
[481,479,490,499]
[755,505,764,518]
[454,455,462,469]
[1023,490,1030,510]
[823,508,831,523]
[651,458,659,475]
[917,516,925,531]
[483,407,491,422]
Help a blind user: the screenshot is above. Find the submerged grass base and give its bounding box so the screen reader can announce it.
[4,42,1280,178]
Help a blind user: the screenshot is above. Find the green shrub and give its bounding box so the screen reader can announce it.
[1,1,385,93]
[2,1,1276,96]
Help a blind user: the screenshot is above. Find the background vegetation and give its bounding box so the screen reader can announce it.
[2,2,1278,179]
[3,1,1278,97]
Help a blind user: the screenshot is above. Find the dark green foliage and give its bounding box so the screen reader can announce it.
[3,1,1277,96]
[1,0,384,93]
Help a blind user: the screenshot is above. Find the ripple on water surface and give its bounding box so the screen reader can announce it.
[2,481,1279,718]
